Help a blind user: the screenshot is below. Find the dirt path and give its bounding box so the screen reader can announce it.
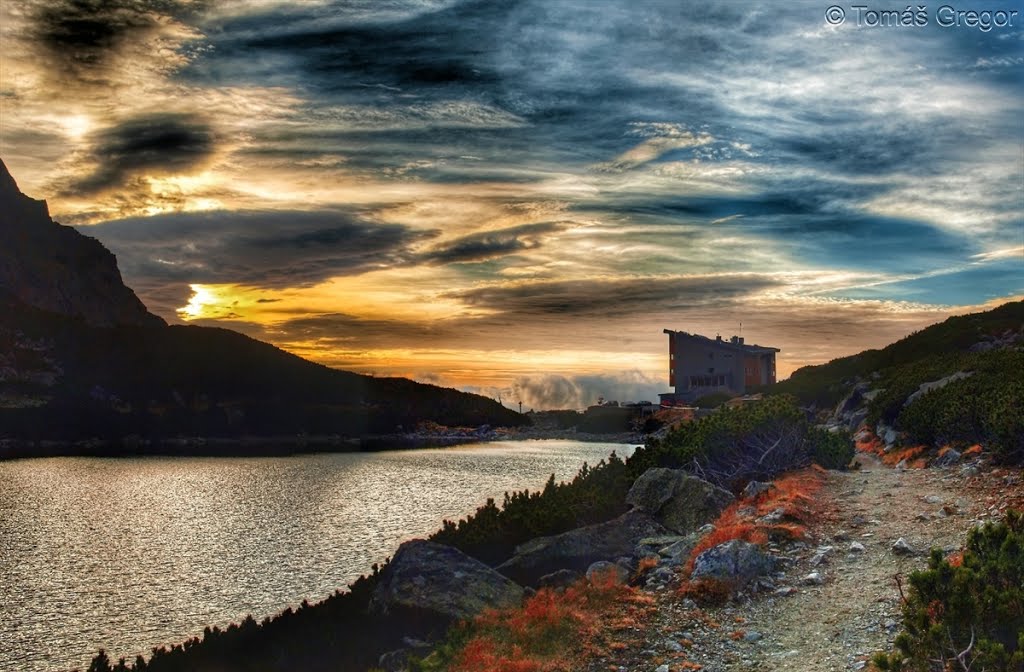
[589,455,1022,672]
[723,453,985,671]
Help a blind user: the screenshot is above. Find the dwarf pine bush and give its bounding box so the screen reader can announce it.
[873,510,1024,672]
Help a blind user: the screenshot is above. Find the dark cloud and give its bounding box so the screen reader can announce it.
[271,313,451,344]
[197,0,508,95]
[31,0,201,83]
[421,222,567,264]
[453,275,781,319]
[87,209,433,293]
[67,113,216,195]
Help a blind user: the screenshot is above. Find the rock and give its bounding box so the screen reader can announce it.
[635,535,687,557]
[803,571,824,585]
[626,468,734,534]
[847,408,869,431]
[961,464,980,478]
[876,423,898,446]
[654,532,702,565]
[646,566,676,586]
[744,630,763,642]
[774,586,797,597]
[496,510,670,586]
[849,541,866,553]
[924,494,943,504]
[742,480,773,500]
[933,448,962,467]
[891,538,914,556]
[537,569,583,590]
[810,546,834,566]
[586,561,630,586]
[656,665,670,672]
[663,638,684,652]
[904,372,974,407]
[834,382,869,419]
[758,507,786,524]
[370,540,524,627]
[690,540,776,585]
[379,643,433,672]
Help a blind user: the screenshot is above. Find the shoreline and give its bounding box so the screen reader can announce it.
[0,429,642,461]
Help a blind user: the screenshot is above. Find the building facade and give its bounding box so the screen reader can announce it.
[660,329,779,405]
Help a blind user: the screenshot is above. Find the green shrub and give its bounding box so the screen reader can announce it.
[895,351,1024,464]
[767,301,1023,411]
[639,395,853,488]
[873,511,1024,672]
[692,391,735,409]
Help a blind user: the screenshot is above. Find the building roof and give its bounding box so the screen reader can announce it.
[663,328,780,354]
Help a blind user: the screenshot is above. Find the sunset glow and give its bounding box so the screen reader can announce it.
[2,0,1021,408]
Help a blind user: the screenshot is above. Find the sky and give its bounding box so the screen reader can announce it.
[1,0,1022,409]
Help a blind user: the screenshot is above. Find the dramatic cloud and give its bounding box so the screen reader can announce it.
[453,275,782,319]
[90,210,432,315]
[66,113,216,195]
[421,222,569,264]
[2,0,1021,401]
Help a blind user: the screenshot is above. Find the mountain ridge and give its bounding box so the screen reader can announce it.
[0,159,165,328]
[0,160,525,454]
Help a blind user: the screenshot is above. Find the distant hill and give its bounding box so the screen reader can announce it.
[769,300,1024,409]
[0,160,525,453]
[764,300,1023,464]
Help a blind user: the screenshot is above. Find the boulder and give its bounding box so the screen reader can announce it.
[742,480,773,500]
[654,532,703,565]
[876,423,898,447]
[904,371,974,407]
[537,569,583,591]
[370,540,524,627]
[626,468,734,534]
[891,538,915,556]
[585,561,630,586]
[834,382,869,419]
[496,509,670,586]
[933,448,961,467]
[847,408,869,431]
[635,535,687,557]
[690,539,776,585]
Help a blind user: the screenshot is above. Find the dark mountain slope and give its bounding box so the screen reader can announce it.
[0,161,525,453]
[765,300,1023,463]
[768,300,1024,408]
[0,159,164,328]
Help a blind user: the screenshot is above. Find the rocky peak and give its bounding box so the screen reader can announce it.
[0,159,164,328]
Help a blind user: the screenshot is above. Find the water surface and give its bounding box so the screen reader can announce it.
[0,440,634,671]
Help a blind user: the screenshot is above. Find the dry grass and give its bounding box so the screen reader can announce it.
[679,466,827,597]
[448,565,656,672]
[881,445,926,466]
[855,429,886,457]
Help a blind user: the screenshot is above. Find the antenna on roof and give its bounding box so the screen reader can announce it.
[739,321,742,337]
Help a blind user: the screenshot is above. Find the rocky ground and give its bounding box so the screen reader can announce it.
[585,453,1024,672]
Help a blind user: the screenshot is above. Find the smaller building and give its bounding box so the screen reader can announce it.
[659,329,780,405]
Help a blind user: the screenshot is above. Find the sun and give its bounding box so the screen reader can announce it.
[177,284,217,320]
